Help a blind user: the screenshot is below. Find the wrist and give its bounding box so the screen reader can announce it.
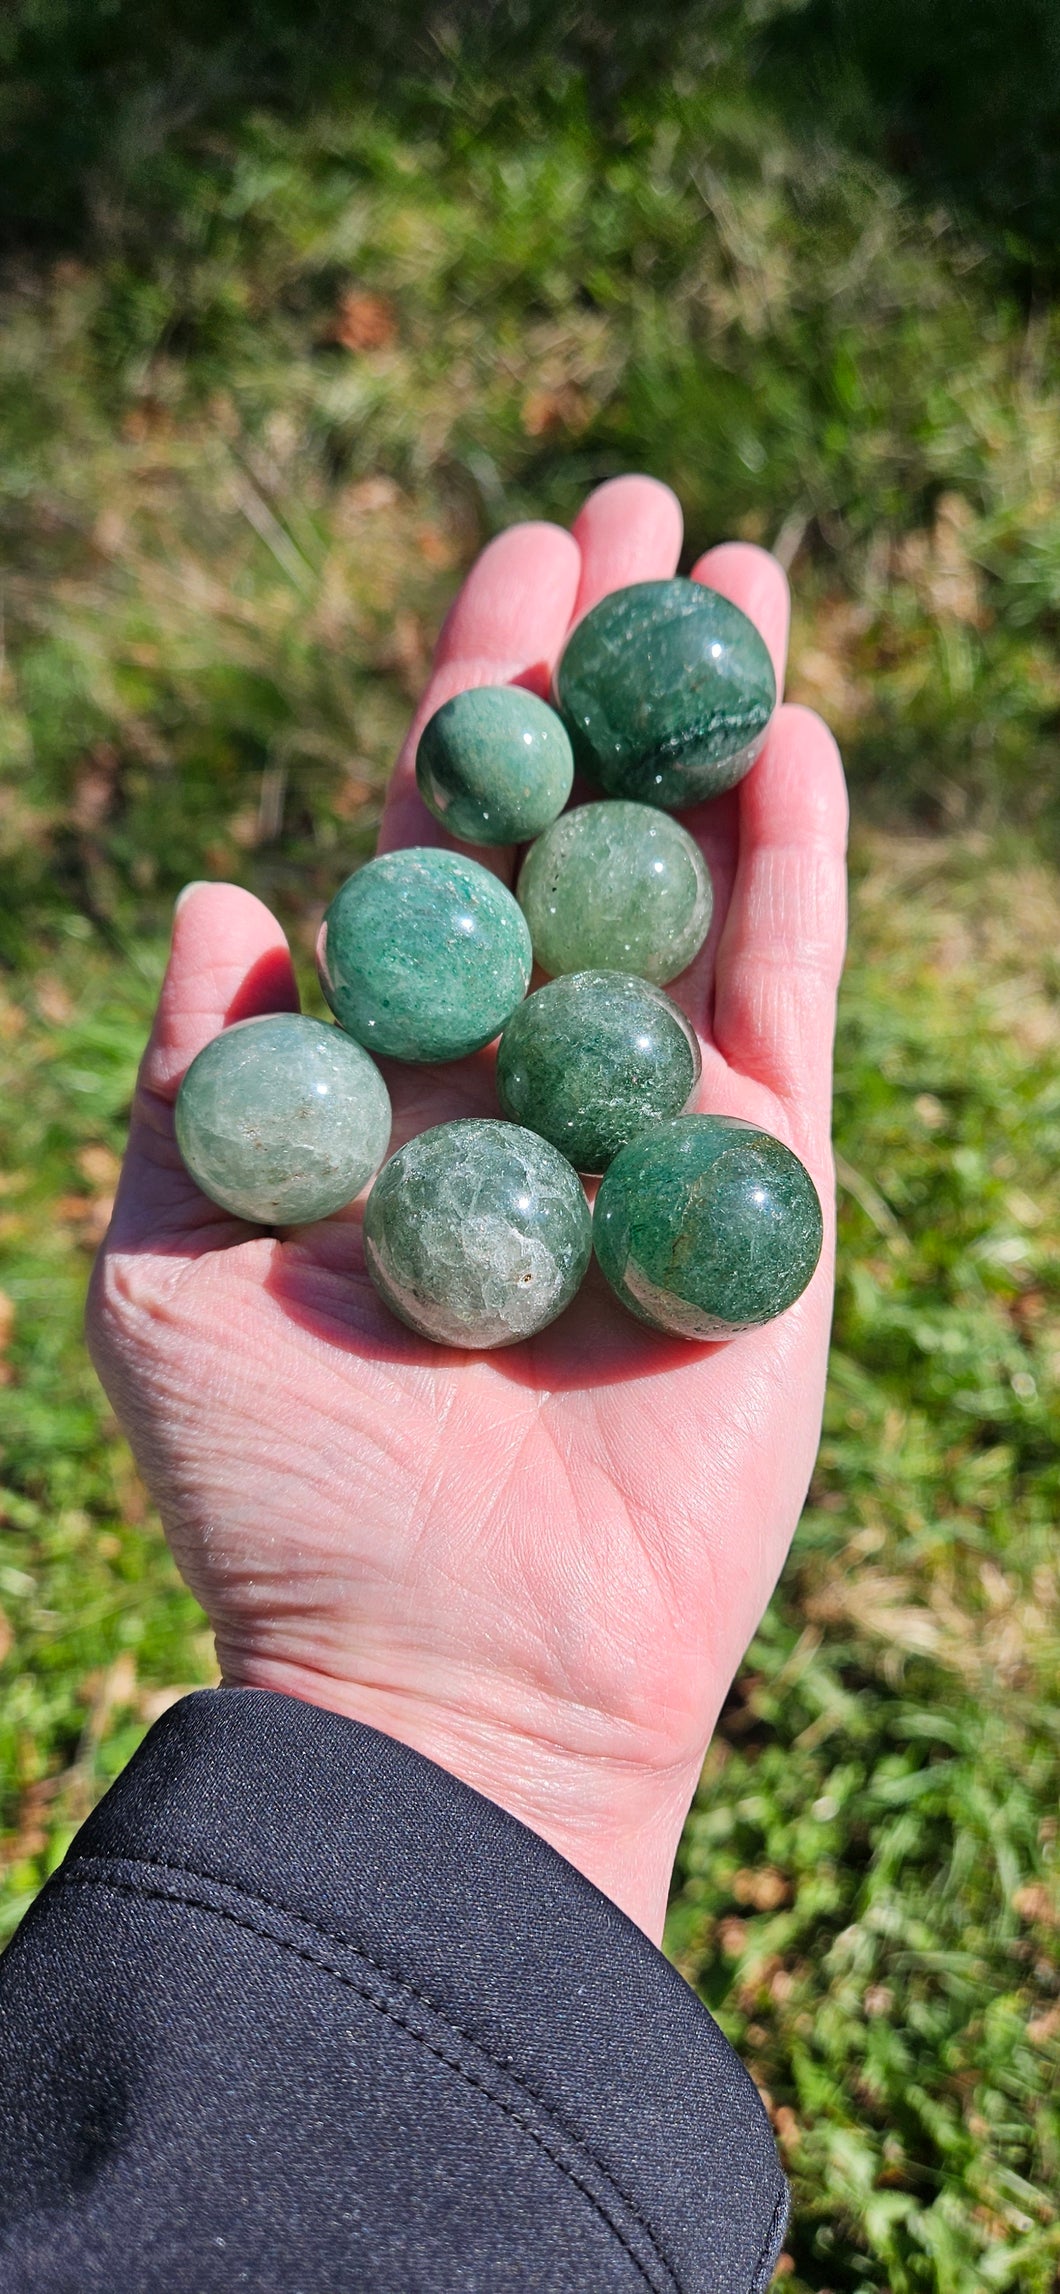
[216,1646,703,1943]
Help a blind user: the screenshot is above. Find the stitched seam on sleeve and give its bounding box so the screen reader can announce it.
[749,2185,789,2293]
[58,1864,680,2294]
[61,1847,714,2286]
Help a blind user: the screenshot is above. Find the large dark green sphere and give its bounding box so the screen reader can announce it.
[416,684,574,846]
[555,577,775,808]
[317,848,532,1063]
[593,1115,823,1339]
[364,1119,592,1349]
[496,971,701,1173]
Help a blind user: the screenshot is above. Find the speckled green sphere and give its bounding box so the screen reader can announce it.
[593,1114,823,1339]
[516,800,712,984]
[496,972,701,1173]
[174,1013,392,1225]
[364,1119,592,1349]
[416,685,574,846]
[318,848,532,1063]
[555,578,776,808]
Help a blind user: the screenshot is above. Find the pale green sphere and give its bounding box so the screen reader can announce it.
[175,1013,392,1225]
[517,800,712,984]
[364,1119,592,1349]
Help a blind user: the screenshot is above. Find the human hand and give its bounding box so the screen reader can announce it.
[87,475,847,1944]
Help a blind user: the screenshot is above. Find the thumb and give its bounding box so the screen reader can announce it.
[106,883,300,1250]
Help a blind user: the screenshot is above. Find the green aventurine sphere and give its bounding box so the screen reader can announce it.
[496,972,701,1173]
[364,1119,592,1348]
[318,848,532,1063]
[416,685,574,845]
[516,800,712,984]
[555,577,776,808]
[593,1114,823,1339]
[175,1013,392,1225]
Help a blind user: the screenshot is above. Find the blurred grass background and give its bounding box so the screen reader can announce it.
[1,4,1059,2286]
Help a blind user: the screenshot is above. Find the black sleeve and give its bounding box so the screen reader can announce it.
[0,1688,787,2293]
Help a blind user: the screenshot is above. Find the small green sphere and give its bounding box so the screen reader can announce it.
[416,685,574,846]
[555,577,776,808]
[496,971,701,1173]
[318,847,532,1063]
[593,1115,823,1339]
[516,800,712,984]
[174,1013,392,1225]
[364,1119,592,1349]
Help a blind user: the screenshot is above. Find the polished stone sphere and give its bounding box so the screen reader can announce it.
[496,971,701,1173]
[175,1013,392,1225]
[318,848,532,1063]
[555,577,775,808]
[416,684,574,846]
[593,1114,823,1339]
[516,800,712,984]
[364,1119,592,1348]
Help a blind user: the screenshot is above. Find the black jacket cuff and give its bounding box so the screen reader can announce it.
[0,1686,787,2292]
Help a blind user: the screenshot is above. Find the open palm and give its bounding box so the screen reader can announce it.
[88,476,847,1941]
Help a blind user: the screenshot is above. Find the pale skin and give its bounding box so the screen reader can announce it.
[87,475,848,1947]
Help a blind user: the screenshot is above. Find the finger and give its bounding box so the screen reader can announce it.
[377,521,580,857]
[690,540,790,697]
[710,703,848,1127]
[108,883,299,1245]
[140,883,299,1101]
[570,474,682,621]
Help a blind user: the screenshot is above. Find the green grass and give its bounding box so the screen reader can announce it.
[6,21,1060,967]
[0,939,213,1941]
[2,10,1060,2289]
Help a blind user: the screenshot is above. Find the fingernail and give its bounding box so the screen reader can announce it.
[175,880,211,913]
